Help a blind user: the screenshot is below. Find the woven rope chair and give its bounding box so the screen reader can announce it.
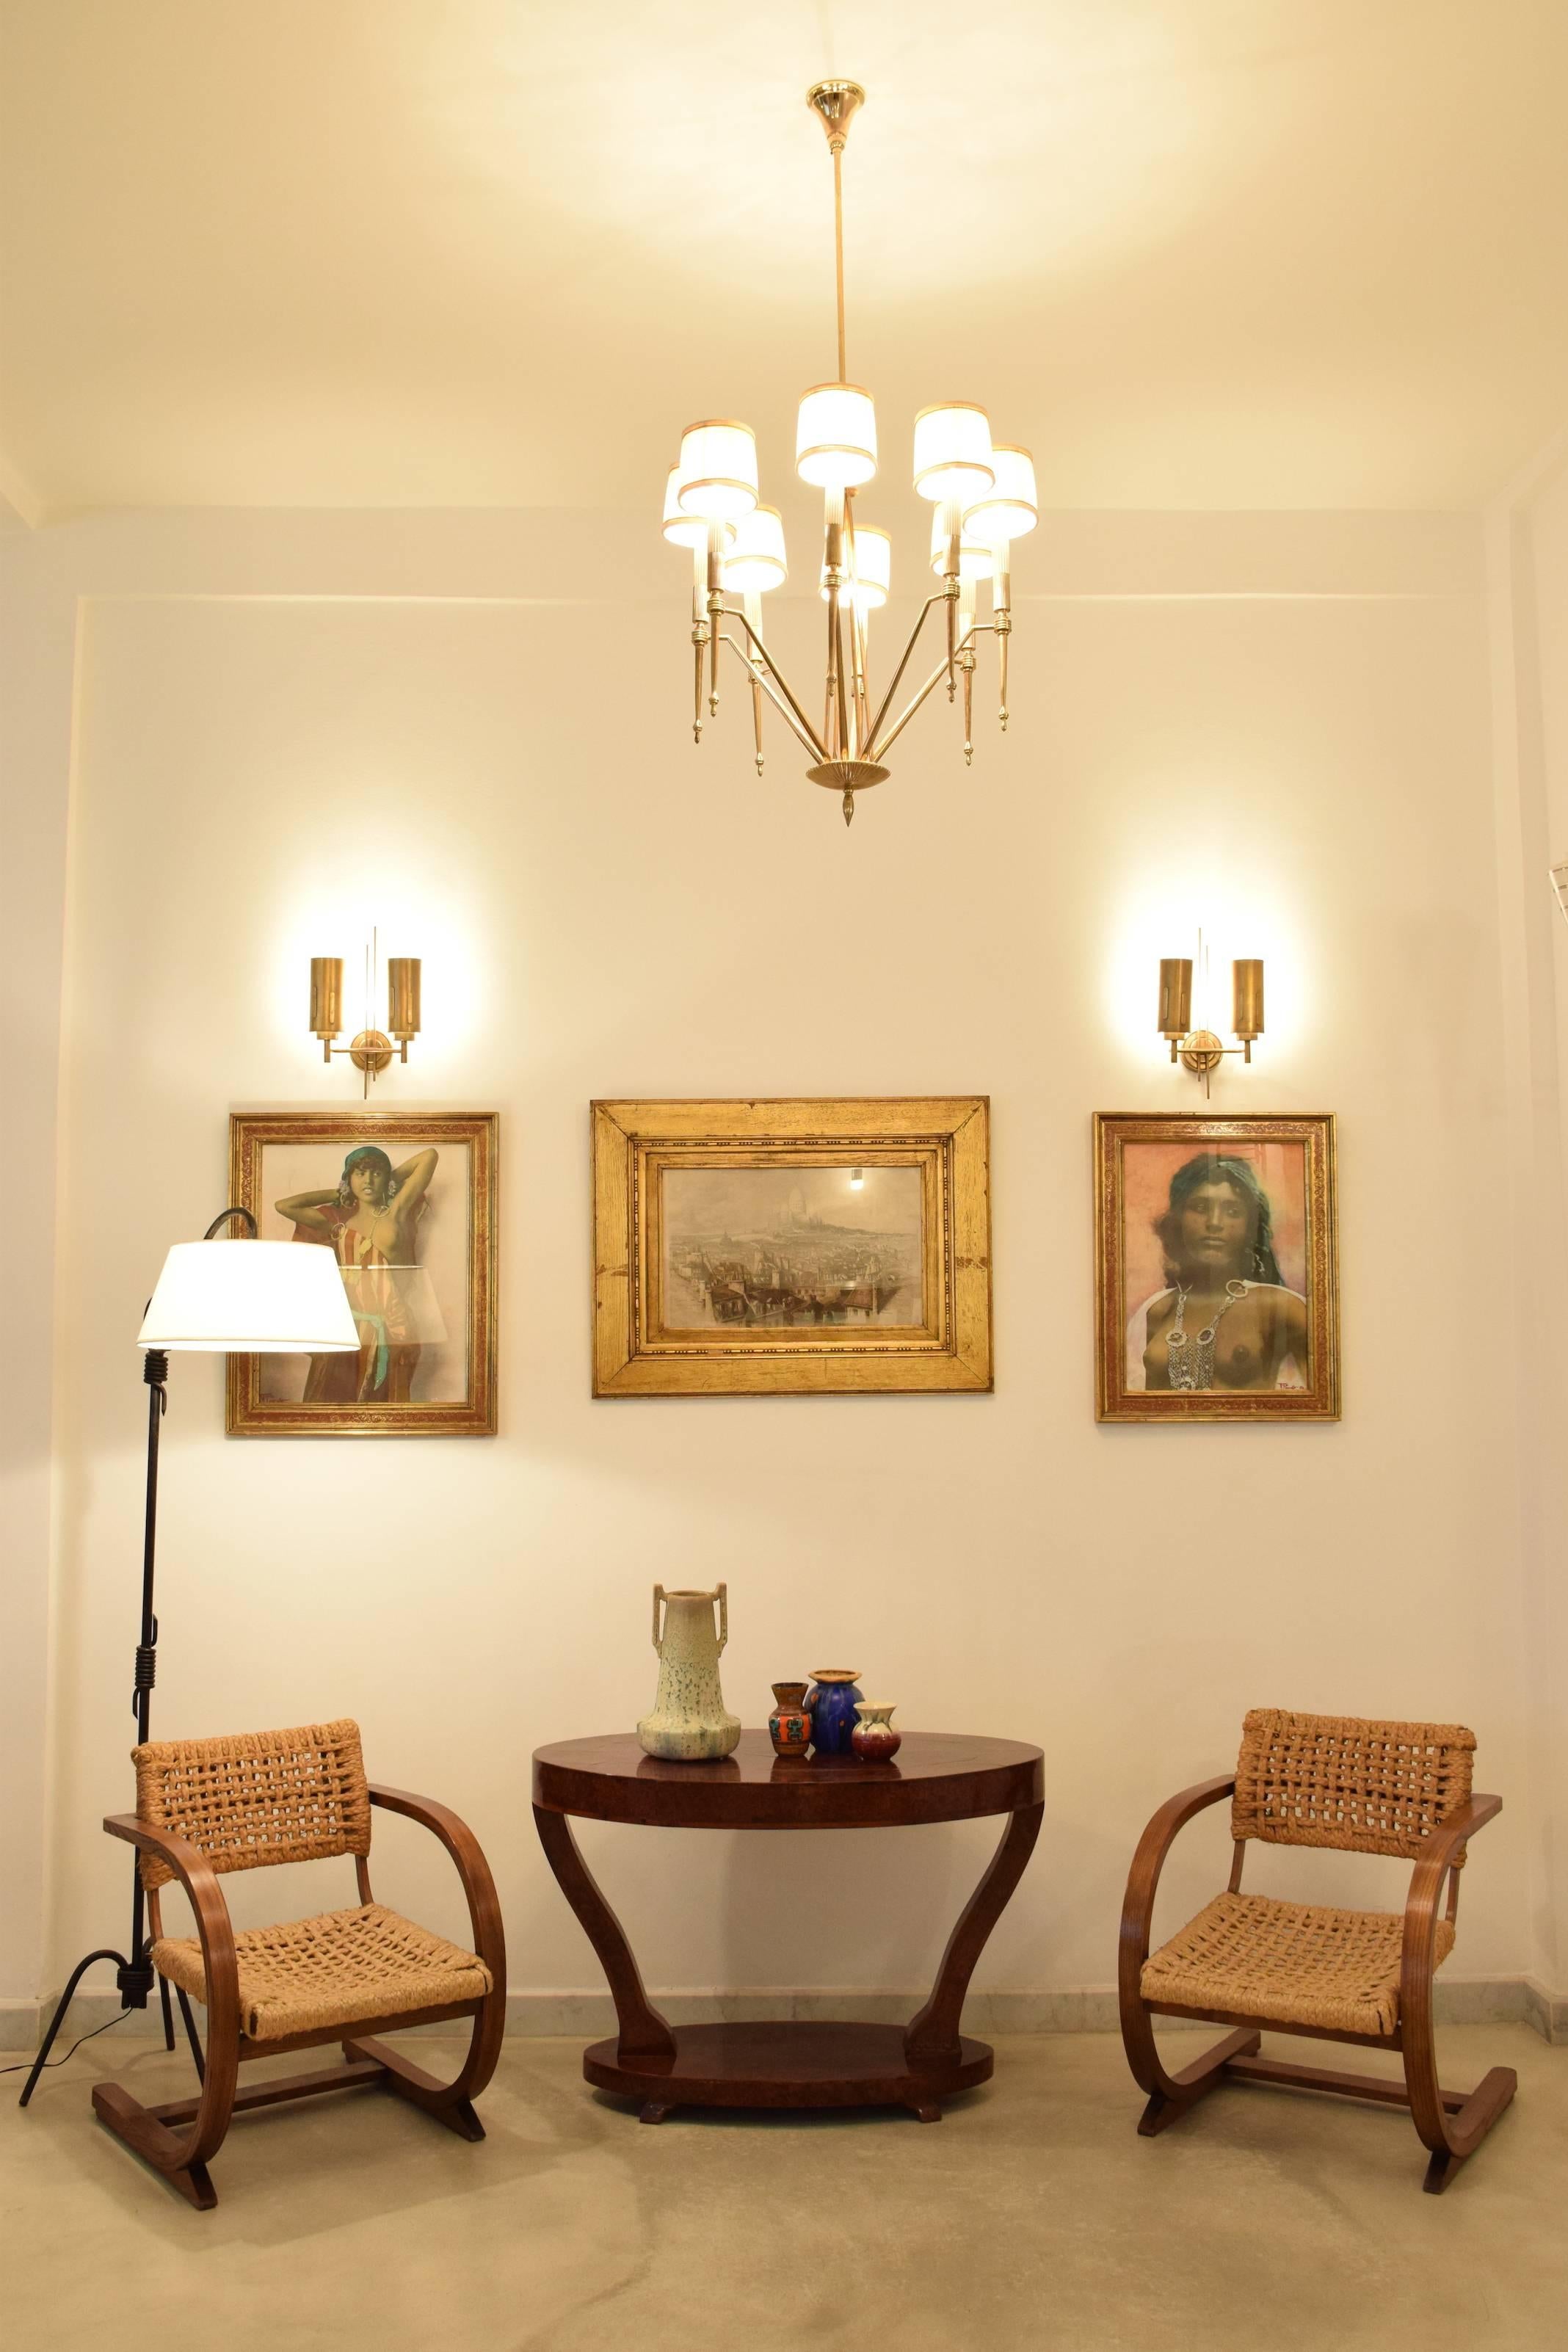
[1117,1708,1515,2193]
[92,1718,506,2210]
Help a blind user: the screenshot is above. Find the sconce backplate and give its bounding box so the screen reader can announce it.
[348,1028,393,1076]
[1177,1028,1224,1076]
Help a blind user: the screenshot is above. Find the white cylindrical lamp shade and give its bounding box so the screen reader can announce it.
[137,1241,360,1353]
[796,384,878,490]
[676,421,759,523]
[820,524,891,609]
[963,443,1037,541]
[723,504,788,592]
[912,402,995,503]
[661,465,735,551]
[929,508,995,581]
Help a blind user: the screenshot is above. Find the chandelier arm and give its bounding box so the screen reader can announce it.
[718,635,824,759]
[833,580,854,757]
[719,609,829,758]
[871,626,987,763]
[863,593,948,755]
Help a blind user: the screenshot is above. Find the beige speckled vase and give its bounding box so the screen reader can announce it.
[636,1584,742,1762]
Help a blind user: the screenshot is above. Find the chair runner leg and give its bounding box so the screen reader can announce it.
[1136,2027,1260,2138]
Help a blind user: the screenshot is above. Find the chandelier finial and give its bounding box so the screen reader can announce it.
[806,79,865,152]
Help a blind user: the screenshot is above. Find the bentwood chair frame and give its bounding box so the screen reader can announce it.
[91,1720,507,2210]
[1118,1710,1516,2194]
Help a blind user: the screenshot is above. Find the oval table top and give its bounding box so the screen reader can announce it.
[531,1729,1043,1830]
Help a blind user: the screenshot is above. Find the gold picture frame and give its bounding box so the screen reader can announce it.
[226,1111,498,1437]
[1095,1111,1339,1422]
[592,1097,992,1397]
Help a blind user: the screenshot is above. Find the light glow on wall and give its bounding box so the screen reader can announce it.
[266,878,484,1077]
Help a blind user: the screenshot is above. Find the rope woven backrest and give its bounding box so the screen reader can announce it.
[1232,1708,1476,1864]
[131,1718,371,1890]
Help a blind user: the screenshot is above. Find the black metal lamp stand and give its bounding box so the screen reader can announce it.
[18,1208,256,2107]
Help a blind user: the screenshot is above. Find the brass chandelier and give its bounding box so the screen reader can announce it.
[661,79,1037,825]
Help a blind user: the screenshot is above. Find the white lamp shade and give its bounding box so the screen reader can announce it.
[676,421,759,523]
[722,504,788,592]
[137,1240,360,1353]
[661,465,736,551]
[963,443,1037,541]
[912,402,995,503]
[929,507,995,581]
[820,523,891,609]
[796,383,878,490]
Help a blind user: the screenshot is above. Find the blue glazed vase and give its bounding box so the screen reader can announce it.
[807,1669,863,1757]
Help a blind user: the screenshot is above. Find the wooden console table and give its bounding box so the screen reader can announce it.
[531,1729,1044,2123]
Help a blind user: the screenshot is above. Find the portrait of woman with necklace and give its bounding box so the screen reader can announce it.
[1136,1153,1309,1393]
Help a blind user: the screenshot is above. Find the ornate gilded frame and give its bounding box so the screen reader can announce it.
[592,1097,992,1397]
[226,1111,498,1437]
[1095,1111,1339,1422]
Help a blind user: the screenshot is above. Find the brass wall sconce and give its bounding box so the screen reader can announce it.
[309,932,421,1097]
[1158,939,1264,1097]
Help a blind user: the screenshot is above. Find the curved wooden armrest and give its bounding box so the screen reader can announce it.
[102,1812,239,2013]
[368,1783,507,1984]
[1118,1776,1236,1991]
[1402,1793,1502,1971]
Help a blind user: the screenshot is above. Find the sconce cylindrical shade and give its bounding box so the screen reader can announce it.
[912,403,995,503]
[676,421,759,523]
[387,957,421,1037]
[820,524,892,609]
[796,383,878,490]
[1233,959,1265,1039]
[963,443,1039,542]
[1158,959,1193,1037]
[310,957,343,1038]
[661,465,736,552]
[723,504,788,592]
[137,1240,359,1354]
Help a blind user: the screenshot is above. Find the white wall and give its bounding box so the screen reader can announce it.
[5,503,1558,2025]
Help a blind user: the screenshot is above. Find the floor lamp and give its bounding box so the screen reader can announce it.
[19,1206,358,2107]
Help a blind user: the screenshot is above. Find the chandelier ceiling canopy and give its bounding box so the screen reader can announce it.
[661,79,1036,825]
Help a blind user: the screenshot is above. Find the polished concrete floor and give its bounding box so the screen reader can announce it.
[3,2025,1564,2351]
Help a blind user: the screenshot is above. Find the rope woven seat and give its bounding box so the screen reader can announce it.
[1141,1890,1456,2037]
[151,1902,493,2041]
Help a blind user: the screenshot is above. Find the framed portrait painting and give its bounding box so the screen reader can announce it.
[226,1111,498,1436]
[1095,1113,1338,1422]
[592,1096,992,1396]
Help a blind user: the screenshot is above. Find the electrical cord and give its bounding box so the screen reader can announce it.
[0,2006,132,2079]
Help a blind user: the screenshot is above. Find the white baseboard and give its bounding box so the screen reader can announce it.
[5,1975,1566,2053]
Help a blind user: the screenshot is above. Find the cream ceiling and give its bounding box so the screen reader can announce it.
[2,0,1567,520]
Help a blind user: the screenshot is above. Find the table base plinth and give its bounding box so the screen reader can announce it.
[582,2020,992,2120]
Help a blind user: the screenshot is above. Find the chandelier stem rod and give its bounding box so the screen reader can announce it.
[832,145,847,380]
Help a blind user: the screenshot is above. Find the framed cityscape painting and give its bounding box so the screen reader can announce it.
[591,1097,992,1396]
[226,1111,498,1436]
[1094,1111,1338,1422]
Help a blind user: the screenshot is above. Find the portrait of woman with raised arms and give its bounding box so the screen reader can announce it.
[277,1143,440,1404]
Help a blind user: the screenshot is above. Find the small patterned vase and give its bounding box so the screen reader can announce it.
[851,1702,901,1763]
[806,1669,863,1757]
[768,1682,812,1759]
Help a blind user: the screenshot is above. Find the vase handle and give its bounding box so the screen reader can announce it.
[652,1583,666,1655]
[714,1581,728,1654]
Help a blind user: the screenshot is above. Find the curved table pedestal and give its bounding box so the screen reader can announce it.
[584,2019,994,2124]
